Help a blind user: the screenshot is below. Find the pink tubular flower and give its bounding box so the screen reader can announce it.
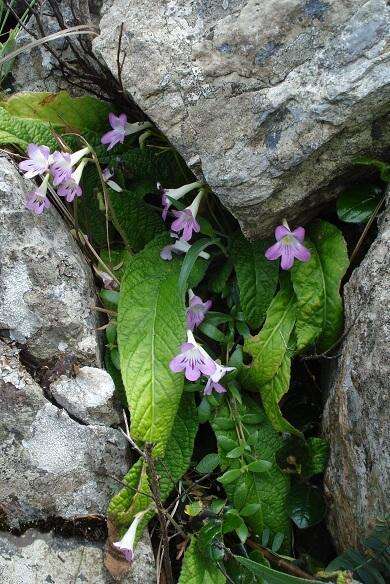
[204,362,235,396]
[101,113,152,150]
[113,510,148,563]
[170,330,216,382]
[186,289,212,330]
[102,167,122,192]
[171,190,203,242]
[160,234,210,261]
[50,147,90,186]
[57,158,88,202]
[265,223,311,270]
[158,181,202,220]
[19,144,51,178]
[25,173,51,215]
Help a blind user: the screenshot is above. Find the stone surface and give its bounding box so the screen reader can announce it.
[323,199,390,551]
[0,156,100,364]
[94,0,390,238]
[50,366,121,426]
[0,529,156,584]
[0,341,128,529]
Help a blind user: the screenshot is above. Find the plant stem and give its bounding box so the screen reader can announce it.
[246,539,315,580]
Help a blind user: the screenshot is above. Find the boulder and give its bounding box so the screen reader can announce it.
[0,156,101,364]
[0,529,156,584]
[0,341,129,529]
[323,200,390,551]
[94,0,390,238]
[50,366,121,426]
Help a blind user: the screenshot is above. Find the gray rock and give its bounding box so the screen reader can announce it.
[94,0,390,238]
[0,529,156,583]
[0,341,128,529]
[323,200,390,551]
[50,366,121,426]
[0,156,100,364]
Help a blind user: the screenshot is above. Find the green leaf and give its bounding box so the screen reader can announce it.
[0,106,57,150]
[337,184,382,223]
[185,501,204,517]
[218,436,239,451]
[235,556,322,584]
[247,460,273,473]
[241,282,296,390]
[196,453,220,474]
[303,437,329,477]
[272,532,285,553]
[209,259,233,294]
[109,393,198,533]
[232,234,279,329]
[117,235,186,455]
[198,397,212,423]
[222,510,243,533]
[218,469,242,485]
[178,537,226,584]
[226,446,245,459]
[109,181,165,252]
[309,221,349,352]
[260,353,301,436]
[178,238,220,299]
[291,221,348,352]
[354,157,390,182]
[240,503,262,517]
[212,397,291,550]
[287,483,326,529]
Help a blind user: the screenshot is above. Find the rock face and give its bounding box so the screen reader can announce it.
[94,0,390,238]
[0,341,128,529]
[0,156,100,364]
[323,201,390,551]
[0,529,156,584]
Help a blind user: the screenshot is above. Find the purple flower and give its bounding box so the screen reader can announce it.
[158,181,202,220]
[50,147,90,186]
[57,159,87,202]
[101,113,152,151]
[170,330,216,382]
[170,190,204,242]
[265,224,311,270]
[160,234,210,261]
[186,290,212,330]
[103,167,123,192]
[113,510,148,564]
[25,174,51,215]
[204,362,235,396]
[19,144,52,178]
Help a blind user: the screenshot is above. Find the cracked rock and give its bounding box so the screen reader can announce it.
[50,366,121,426]
[94,0,390,238]
[0,341,128,529]
[0,529,156,583]
[0,156,101,364]
[323,199,390,551]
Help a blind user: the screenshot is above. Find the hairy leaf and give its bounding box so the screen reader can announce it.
[108,393,198,533]
[178,537,226,584]
[212,397,291,549]
[260,352,301,436]
[292,221,348,352]
[232,234,278,329]
[118,235,186,455]
[304,437,329,477]
[241,282,296,391]
[309,221,349,351]
[0,106,57,149]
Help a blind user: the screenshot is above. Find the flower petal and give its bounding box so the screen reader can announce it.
[292,241,311,262]
[275,225,290,241]
[169,355,186,373]
[280,247,295,270]
[265,241,283,261]
[292,226,305,242]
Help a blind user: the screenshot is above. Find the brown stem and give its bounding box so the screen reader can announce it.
[246,539,315,580]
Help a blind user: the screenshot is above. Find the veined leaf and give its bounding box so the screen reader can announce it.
[241,282,296,390]
[291,221,348,352]
[118,235,186,455]
[310,221,348,351]
[232,234,278,329]
[287,483,326,529]
[212,397,291,549]
[260,353,301,436]
[235,556,322,584]
[304,437,329,477]
[109,181,165,252]
[108,393,198,534]
[178,537,226,584]
[0,106,57,149]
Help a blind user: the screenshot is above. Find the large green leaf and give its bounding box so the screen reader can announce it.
[260,352,301,436]
[117,234,186,455]
[178,537,226,584]
[0,106,58,149]
[309,221,348,352]
[109,393,198,534]
[232,234,279,329]
[109,181,165,252]
[337,184,382,224]
[212,397,291,548]
[287,483,326,529]
[291,221,348,352]
[240,282,296,390]
[235,556,322,584]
